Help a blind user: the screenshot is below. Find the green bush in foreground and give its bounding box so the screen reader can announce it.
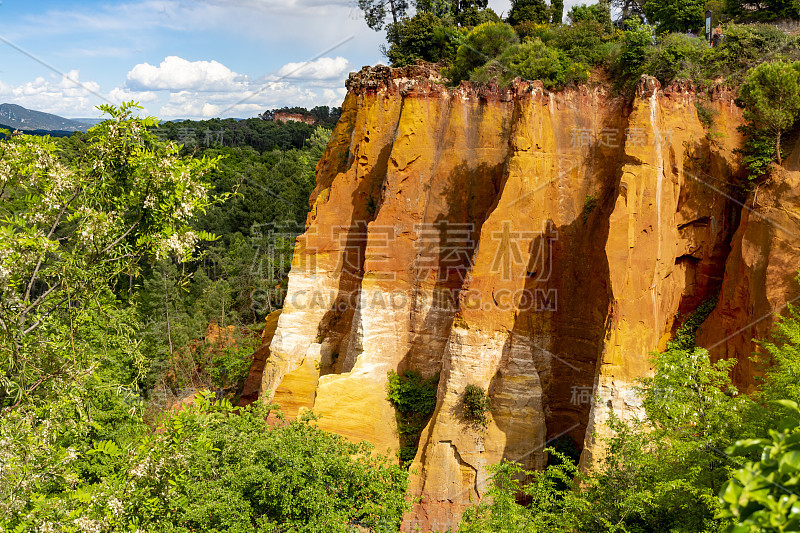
[0,392,410,532]
[720,400,800,531]
[458,451,594,533]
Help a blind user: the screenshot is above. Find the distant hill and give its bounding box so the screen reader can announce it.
[0,103,91,133]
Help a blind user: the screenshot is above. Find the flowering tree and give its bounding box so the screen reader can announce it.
[0,102,220,407]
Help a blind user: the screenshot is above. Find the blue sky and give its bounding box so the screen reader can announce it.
[0,0,525,119]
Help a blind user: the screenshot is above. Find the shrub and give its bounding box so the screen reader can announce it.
[582,193,598,222]
[738,127,780,180]
[457,6,502,27]
[758,295,800,404]
[386,370,439,464]
[507,0,552,25]
[551,19,615,66]
[566,0,613,32]
[514,20,555,43]
[472,38,590,89]
[695,100,716,129]
[612,19,654,84]
[705,24,797,84]
[208,343,256,390]
[0,393,411,532]
[385,12,457,67]
[458,453,591,532]
[448,21,519,83]
[720,400,800,530]
[725,0,800,21]
[642,0,706,34]
[462,384,492,427]
[645,32,707,85]
[669,295,718,351]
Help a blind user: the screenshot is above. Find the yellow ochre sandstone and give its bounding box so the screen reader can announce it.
[253,64,800,532]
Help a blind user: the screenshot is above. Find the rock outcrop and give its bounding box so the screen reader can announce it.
[239,310,281,406]
[251,64,799,531]
[698,153,800,387]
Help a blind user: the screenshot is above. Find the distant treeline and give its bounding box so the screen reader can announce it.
[0,123,75,138]
[154,106,341,153]
[2,105,342,148]
[154,118,319,152]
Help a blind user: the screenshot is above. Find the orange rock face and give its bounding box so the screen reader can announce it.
[239,310,281,406]
[698,156,800,388]
[252,64,799,531]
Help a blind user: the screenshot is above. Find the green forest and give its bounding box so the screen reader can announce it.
[2,0,800,531]
[0,104,404,532]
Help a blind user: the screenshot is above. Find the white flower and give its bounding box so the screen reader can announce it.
[108,496,123,516]
[75,517,103,533]
[66,448,78,462]
[38,522,57,533]
[130,456,151,478]
[156,231,198,259]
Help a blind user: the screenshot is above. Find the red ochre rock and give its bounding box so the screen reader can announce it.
[241,65,799,531]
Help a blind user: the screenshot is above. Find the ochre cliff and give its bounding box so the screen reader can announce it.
[253,64,799,531]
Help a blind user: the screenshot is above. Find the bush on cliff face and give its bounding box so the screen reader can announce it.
[386,370,439,464]
[462,383,492,428]
[458,452,593,533]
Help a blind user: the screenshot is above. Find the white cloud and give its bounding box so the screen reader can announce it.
[117,55,349,118]
[321,87,348,106]
[157,81,322,118]
[0,70,106,117]
[126,56,246,92]
[109,87,159,104]
[275,56,352,81]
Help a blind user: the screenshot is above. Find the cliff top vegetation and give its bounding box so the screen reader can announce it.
[358,0,800,90]
[355,1,800,179]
